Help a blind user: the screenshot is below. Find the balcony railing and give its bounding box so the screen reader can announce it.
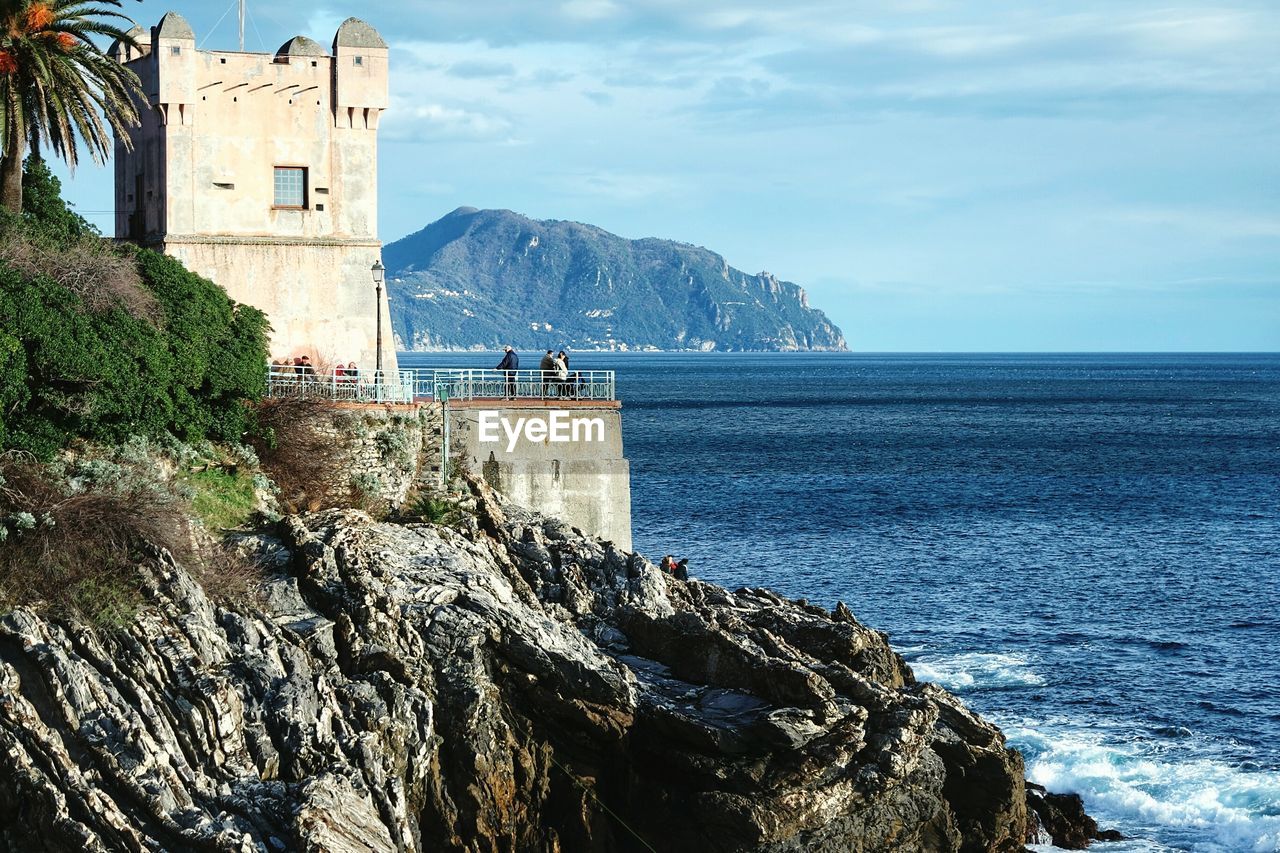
[424,369,616,402]
[265,366,617,404]
[266,366,416,403]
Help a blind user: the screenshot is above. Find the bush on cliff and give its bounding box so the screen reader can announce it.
[0,160,270,457]
[0,438,270,625]
[0,451,189,626]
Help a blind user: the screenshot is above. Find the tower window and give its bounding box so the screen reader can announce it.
[354,55,363,66]
[171,46,181,55]
[273,166,307,208]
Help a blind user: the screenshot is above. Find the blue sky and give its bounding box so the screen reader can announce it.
[57,0,1280,350]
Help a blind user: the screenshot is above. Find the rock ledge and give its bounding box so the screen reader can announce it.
[0,482,1099,851]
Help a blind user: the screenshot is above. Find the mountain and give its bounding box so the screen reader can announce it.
[383,207,848,352]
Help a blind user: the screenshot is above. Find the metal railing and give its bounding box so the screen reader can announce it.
[266,366,416,403]
[264,366,617,404]
[424,369,616,402]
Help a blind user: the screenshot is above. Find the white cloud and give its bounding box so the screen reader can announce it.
[303,10,344,43]
[382,102,512,140]
[560,0,621,22]
[447,59,517,79]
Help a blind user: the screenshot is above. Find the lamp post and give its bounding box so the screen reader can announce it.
[371,260,385,384]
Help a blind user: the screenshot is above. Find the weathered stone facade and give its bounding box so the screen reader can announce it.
[447,401,633,549]
[255,403,443,513]
[110,13,395,373]
[322,406,443,509]
[261,400,631,550]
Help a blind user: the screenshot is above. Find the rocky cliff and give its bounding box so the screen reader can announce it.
[384,208,848,352]
[0,481,1060,852]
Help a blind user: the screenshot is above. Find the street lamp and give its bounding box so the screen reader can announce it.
[371,260,385,381]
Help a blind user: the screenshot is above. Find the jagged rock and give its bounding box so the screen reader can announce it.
[1,482,1049,851]
[1025,783,1123,848]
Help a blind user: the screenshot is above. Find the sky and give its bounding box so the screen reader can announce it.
[56,0,1280,351]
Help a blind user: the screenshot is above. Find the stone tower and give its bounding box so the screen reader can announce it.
[110,13,395,374]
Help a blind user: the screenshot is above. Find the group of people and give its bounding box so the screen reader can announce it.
[494,346,579,398]
[272,355,315,377]
[659,555,689,581]
[269,356,362,382]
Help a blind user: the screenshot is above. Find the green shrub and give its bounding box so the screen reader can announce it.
[374,426,414,467]
[403,492,467,527]
[0,162,270,457]
[0,440,272,626]
[67,576,139,630]
[21,158,96,243]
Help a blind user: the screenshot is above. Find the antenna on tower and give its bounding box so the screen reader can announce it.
[238,0,245,51]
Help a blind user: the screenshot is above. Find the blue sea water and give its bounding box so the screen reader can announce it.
[400,352,1280,852]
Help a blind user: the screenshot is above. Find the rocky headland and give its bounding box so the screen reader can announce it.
[0,479,1108,851]
[384,207,848,353]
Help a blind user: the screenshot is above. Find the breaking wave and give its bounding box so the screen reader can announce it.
[908,651,1046,692]
[1006,720,1280,852]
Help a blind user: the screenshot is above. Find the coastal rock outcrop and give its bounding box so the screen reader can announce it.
[384,207,848,352]
[0,482,1035,851]
[1025,784,1124,849]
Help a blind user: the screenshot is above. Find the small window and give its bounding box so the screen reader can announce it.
[220,57,227,64]
[273,167,307,208]
[171,46,181,55]
[354,55,363,66]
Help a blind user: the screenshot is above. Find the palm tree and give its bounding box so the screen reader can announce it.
[0,0,143,213]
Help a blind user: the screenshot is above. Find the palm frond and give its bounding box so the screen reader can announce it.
[0,0,143,189]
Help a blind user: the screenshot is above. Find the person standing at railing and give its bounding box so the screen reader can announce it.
[555,348,576,397]
[539,349,557,397]
[496,346,519,398]
[555,350,571,398]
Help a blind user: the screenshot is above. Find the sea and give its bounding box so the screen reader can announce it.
[400,351,1280,852]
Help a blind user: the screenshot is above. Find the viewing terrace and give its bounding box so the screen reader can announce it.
[265,366,618,406]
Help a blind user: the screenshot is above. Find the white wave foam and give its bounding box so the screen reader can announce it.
[1006,721,1280,852]
[909,651,1045,692]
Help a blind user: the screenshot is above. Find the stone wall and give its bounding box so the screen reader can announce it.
[330,406,442,508]
[260,399,631,549]
[257,401,442,513]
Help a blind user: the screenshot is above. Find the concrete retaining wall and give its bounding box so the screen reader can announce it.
[264,399,631,548]
[445,402,632,550]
